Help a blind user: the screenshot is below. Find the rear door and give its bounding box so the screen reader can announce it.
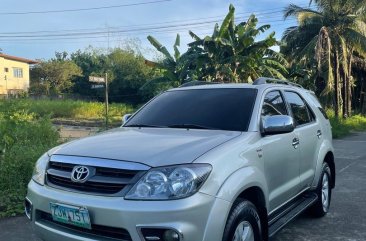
[260,90,301,211]
[283,91,321,191]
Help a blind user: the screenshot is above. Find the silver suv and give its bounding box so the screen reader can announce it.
[26,78,335,241]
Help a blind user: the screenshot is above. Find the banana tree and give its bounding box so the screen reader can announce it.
[143,34,192,88]
[144,4,288,87]
[187,4,288,83]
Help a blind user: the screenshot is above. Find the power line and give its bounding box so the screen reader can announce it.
[0,4,309,35]
[0,0,173,15]
[0,17,297,42]
[0,15,296,39]
[0,20,291,42]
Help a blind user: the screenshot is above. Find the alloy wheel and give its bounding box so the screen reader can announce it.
[232,221,255,241]
[322,173,330,212]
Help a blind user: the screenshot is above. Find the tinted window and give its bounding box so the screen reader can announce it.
[284,91,313,126]
[126,88,257,132]
[262,91,288,117]
[309,93,328,119]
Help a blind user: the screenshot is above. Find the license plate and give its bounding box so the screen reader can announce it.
[50,203,91,229]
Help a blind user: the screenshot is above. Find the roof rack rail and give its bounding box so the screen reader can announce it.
[253,77,303,88]
[179,81,222,88]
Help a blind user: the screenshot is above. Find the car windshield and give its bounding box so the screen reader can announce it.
[125,88,257,132]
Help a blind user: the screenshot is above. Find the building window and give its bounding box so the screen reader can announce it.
[4,67,9,72]
[13,68,23,78]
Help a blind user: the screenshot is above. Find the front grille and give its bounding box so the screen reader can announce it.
[38,211,132,241]
[46,158,146,196]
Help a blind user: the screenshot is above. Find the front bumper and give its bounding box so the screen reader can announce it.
[26,180,231,241]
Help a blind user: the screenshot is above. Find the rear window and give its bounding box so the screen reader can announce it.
[309,93,328,119]
[126,88,258,132]
[284,91,314,126]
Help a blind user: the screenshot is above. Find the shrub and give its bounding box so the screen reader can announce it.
[327,110,366,138]
[0,111,59,217]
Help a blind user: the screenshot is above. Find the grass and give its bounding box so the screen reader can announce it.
[0,99,134,125]
[328,111,366,138]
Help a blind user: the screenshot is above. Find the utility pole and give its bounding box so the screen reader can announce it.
[4,75,8,99]
[105,73,109,129]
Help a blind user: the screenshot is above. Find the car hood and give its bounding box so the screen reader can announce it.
[52,127,241,167]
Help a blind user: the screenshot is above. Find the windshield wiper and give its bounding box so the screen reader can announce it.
[167,124,216,130]
[124,124,163,128]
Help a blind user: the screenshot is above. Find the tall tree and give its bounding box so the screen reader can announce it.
[282,0,366,117]
[71,47,157,104]
[30,53,82,96]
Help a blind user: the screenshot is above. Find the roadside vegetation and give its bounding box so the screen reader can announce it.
[0,99,134,126]
[328,111,366,138]
[0,99,133,217]
[0,108,59,217]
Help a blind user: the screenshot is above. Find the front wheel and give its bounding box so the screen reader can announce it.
[310,162,332,217]
[223,200,262,241]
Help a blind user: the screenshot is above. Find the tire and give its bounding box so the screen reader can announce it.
[223,200,263,241]
[310,162,332,217]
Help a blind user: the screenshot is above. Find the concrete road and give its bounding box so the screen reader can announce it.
[1,132,365,241]
[271,132,366,241]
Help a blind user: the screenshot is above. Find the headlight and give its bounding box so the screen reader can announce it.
[125,164,212,200]
[32,152,49,186]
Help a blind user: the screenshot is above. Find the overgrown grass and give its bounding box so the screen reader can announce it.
[0,99,134,124]
[328,111,366,138]
[0,110,59,217]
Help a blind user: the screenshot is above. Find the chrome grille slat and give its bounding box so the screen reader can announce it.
[47,169,70,178]
[46,155,149,196]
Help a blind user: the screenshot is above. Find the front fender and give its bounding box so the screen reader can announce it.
[215,166,269,209]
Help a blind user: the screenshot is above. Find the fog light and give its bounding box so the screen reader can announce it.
[24,198,32,220]
[163,230,180,241]
[139,228,181,241]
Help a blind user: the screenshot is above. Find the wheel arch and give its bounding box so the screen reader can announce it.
[235,186,269,240]
[215,167,270,240]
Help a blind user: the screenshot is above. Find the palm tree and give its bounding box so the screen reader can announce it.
[282,0,366,117]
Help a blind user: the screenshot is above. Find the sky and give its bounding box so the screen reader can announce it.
[0,0,309,61]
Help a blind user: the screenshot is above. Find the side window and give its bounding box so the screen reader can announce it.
[284,91,313,126]
[261,91,288,117]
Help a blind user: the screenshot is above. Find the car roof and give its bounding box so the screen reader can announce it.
[168,83,308,93]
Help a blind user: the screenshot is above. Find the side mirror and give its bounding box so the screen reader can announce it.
[261,115,295,135]
[122,114,132,125]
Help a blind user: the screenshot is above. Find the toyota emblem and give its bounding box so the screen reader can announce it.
[71,166,90,183]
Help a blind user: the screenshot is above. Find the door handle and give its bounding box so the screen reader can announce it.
[292,138,300,149]
[317,130,322,139]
